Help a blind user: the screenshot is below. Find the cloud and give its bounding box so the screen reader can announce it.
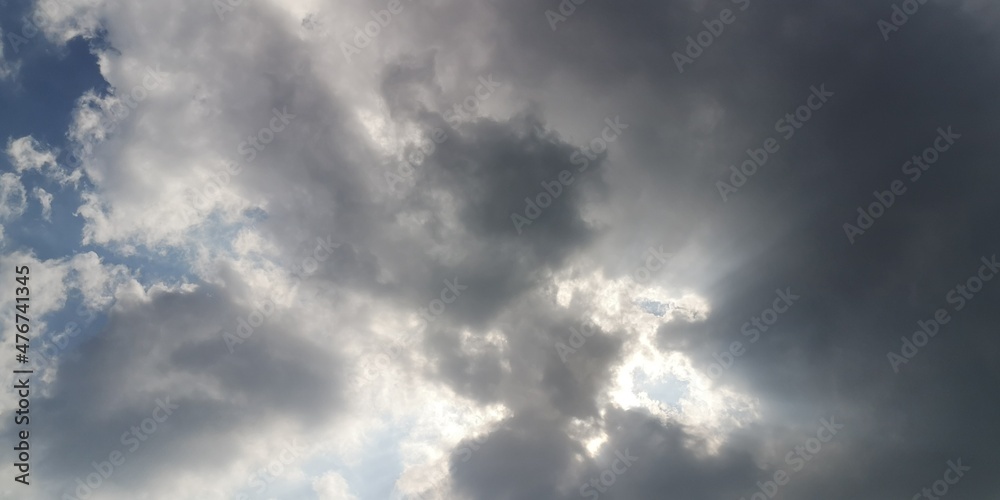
[0,173,27,220]
[9,278,349,499]
[1,0,999,498]
[6,136,57,173]
[313,472,358,500]
[5,136,80,185]
[33,186,53,220]
[0,27,19,80]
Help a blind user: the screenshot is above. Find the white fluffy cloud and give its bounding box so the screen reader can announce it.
[5,136,81,185]
[0,173,27,220]
[33,187,53,220]
[6,136,57,173]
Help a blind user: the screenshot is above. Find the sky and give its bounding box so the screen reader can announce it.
[0,0,999,499]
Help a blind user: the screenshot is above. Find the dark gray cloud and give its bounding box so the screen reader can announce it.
[394,0,1000,498]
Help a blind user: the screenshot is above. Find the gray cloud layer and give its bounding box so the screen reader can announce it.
[2,0,998,498]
